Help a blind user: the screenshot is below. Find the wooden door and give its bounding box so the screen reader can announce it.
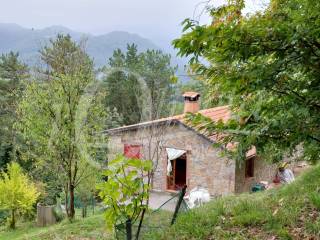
[167,154,187,191]
[167,160,176,190]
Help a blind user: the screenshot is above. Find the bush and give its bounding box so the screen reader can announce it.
[0,162,39,229]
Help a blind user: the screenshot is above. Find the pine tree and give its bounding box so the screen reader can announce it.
[0,52,29,170]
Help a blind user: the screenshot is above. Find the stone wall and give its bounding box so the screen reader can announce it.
[107,123,236,196]
[235,156,277,193]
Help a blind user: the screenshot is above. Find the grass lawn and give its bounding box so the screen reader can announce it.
[0,208,173,240]
[150,165,320,239]
[0,210,109,240]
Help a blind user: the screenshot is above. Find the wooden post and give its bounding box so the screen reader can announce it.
[37,204,57,227]
[171,185,187,225]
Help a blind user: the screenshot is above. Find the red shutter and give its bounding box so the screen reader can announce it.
[124,144,141,159]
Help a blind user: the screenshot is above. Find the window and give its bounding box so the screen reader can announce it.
[124,144,141,159]
[245,157,255,178]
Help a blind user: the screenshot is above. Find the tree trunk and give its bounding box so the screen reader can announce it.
[69,184,75,220]
[10,209,15,229]
[64,184,69,217]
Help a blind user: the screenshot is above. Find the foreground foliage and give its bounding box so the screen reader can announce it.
[0,162,39,229]
[97,155,152,238]
[174,0,320,163]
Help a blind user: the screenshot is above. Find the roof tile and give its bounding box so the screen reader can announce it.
[106,105,231,133]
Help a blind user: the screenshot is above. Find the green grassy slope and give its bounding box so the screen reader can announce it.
[0,208,172,240]
[0,213,109,240]
[1,166,319,240]
[151,165,320,240]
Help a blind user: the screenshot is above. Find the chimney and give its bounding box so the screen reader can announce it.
[183,92,200,113]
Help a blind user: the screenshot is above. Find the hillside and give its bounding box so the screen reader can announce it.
[151,165,320,239]
[1,166,319,240]
[0,23,160,67]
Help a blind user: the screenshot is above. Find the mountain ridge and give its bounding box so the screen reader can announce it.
[0,23,165,67]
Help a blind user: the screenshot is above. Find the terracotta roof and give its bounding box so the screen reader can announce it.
[106,105,231,134]
[198,106,231,123]
[182,91,200,98]
[105,105,257,158]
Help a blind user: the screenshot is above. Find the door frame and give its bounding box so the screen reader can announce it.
[166,153,187,191]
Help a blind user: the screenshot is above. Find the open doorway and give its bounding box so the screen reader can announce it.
[167,153,187,191]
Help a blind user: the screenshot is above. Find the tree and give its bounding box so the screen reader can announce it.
[0,52,29,170]
[0,162,39,229]
[103,44,177,125]
[18,35,107,220]
[97,155,152,239]
[173,0,320,163]
[139,49,177,120]
[103,45,142,125]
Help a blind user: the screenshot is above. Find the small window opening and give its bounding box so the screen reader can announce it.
[245,157,255,178]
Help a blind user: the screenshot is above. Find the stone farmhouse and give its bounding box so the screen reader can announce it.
[105,92,276,196]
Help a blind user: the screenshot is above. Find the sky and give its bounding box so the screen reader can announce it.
[0,0,268,49]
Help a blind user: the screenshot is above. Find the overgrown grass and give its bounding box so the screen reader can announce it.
[0,208,173,240]
[151,165,320,239]
[0,209,109,240]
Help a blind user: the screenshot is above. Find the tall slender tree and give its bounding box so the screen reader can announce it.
[103,45,142,125]
[18,35,106,219]
[140,49,177,120]
[103,44,177,125]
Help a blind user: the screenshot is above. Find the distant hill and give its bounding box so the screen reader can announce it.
[0,23,190,81]
[0,23,164,67]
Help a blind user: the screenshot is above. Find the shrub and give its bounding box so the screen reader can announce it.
[0,162,39,229]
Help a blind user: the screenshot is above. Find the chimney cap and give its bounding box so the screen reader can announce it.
[183,91,200,98]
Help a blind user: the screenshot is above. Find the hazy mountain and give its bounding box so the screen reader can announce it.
[0,23,189,82]
[86,31,161,67]
[0,23,171,66]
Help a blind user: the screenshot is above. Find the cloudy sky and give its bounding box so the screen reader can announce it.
[0,0,267,48]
